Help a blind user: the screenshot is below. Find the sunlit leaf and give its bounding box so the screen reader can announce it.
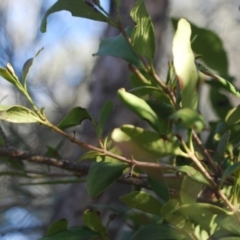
[130,0,155,60]
[87,161,128,198]
[93,27,142,68]
[172,18,199,110]
[41,0,111,33]
[118,89,162,133]
[112,125,184,159]
[172,18,228,76]
[57,107,92,130]
[0,105,43,123]
[169,108,206,132]
[120,191,162,216]
[46,219,68,237]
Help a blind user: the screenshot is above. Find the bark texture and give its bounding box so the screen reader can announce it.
[50,0,168,237]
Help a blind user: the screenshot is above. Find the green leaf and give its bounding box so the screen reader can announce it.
[177,203,231,225]
[130,0,155,60]
[93,27,142,68]
[147,177,170,203]
[120,191,162,216]
[177,165,211,187]
[216,130,230,158]
[180,173,203,204]
[112,125,183,159]
[87,161,128,198]
[118,89,162,133]
[172,18,199,110]
[216,214,240,235]
[221,162,240,185]
[161,200,191,231]
[0,105,43,123]
[172,18,228,76]
[57,107,92,130]
[0,64,19,85]
[83,209,108,238]
[39,226,100,240]
[198,63,240,98]
[169,108,206,132]
[41,0,111,33]
[22,48,43,88]
[46,219,68,237]
[97,101,112,137]
[78,151,102,162]
[225,105,240,125]
[130,224,187,240]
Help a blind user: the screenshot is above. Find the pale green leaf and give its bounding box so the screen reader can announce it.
[0,105,43,123]
[172,18,199,110]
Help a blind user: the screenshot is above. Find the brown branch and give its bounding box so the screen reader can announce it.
[0,147,148,188]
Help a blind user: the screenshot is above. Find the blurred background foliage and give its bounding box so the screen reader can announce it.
[0,0,239,239]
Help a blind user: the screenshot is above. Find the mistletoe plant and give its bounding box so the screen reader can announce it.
[0,0,240,239]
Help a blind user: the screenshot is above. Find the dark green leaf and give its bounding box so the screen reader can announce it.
[120,191,162,216]
[130,0,155,60]
[57,107,92,130]
[87,161,128,198]
[172,18,228,75]
[112,125,184,159]
[177,165,211,187]
[39,226,100,240]
[118,89,162,133]
[97,101,112,136]
[216,130,230,158]
[46,219,68,237]
[170,108,206,132]
[93,27,142,68]
[0,105,43,123]
[209,87,232,120]
[22,48,43,87]
[225,105,240,125]
[41,0,111,33]
[83,209,108,238]
[221,162,240,185]
[130,223,187,240]
[148,177,170,204]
